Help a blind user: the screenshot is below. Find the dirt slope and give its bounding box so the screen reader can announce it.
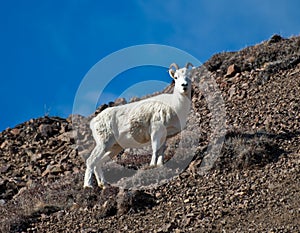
[0,34,299,232]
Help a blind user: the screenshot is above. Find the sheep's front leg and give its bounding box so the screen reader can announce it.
[156,144,166,166]
[150,122,167,166]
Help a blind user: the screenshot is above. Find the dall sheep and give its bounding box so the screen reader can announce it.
[84,62,195,188]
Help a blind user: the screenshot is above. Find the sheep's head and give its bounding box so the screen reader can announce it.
[169,62,194,95]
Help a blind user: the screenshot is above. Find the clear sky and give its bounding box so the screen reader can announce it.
[1,0,300,131]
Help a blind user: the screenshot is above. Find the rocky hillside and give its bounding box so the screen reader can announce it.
[0,35,299,232]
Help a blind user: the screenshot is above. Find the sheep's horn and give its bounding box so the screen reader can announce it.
[169,63,179,70]
[185,62,194,69]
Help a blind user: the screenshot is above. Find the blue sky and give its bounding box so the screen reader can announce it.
[1,0,300,131]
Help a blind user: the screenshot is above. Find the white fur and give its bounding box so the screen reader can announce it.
[84,63,195,188]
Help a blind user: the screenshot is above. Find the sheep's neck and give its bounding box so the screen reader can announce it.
[172,89,191,120]
[173,89,191,104]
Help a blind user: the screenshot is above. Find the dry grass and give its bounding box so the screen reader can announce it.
[213,130,282,172]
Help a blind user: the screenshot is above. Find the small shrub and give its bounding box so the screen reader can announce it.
[213,131,281,172]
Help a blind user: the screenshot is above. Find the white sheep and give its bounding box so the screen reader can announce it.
[84,62,195,188]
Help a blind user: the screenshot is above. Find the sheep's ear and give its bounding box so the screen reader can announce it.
[169,69,175,79]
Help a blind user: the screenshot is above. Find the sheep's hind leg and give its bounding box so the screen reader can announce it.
[93,151,110,189]
[84,144,104,188]
[93,143,123,188]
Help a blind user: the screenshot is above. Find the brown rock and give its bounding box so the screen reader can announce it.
[39,124,54,137]
[114,97,127,106]
[225,64,240,77]
[0,141,8,149]
[10,128,20,136]
[0,164,11,173]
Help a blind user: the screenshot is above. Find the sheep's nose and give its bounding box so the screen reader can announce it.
[181,83,188,87]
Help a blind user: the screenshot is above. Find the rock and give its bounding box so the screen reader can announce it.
[57,131,76,142]
[184,198,191,203]
[10,128,20,136]
[114,98,127,106]
[0,140,8,149]
[0,199,5,205]
[268,34,283,44]
[130,96,140,102]
[225,64,240,77]
[155,192,162,198]
[0,164,11,173]
[42,164,64,177]
[39,124,54,137]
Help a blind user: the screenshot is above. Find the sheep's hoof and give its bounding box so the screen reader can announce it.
[146,164,157,169]
[98,182,109,190]
[83,184,94,189]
